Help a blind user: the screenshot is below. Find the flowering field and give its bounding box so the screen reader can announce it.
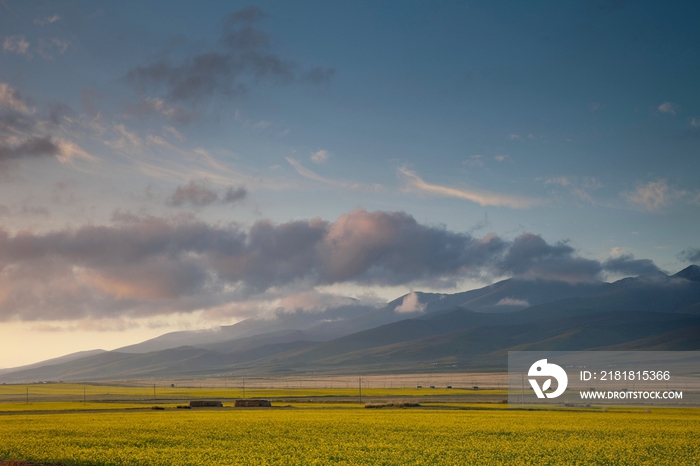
[1,407,698,465]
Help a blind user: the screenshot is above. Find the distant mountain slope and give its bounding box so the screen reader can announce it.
[115,303,375,353]
[3,268,699,382]
[673,264,700,282]
[455,279,610,313]
[255,311,700,372]
[598,326,700,351]
[110,270,700,356]
[197,329,315,353]
[0,350,107,376]
[0,338,317,383]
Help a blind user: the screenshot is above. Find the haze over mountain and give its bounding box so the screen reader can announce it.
[2,266,698,383]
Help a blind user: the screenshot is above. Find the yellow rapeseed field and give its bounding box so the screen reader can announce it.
[1,407,699,465]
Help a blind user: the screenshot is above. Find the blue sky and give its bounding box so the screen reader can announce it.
[1,1,699,366]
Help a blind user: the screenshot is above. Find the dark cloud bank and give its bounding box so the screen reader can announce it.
[0,208,665,322]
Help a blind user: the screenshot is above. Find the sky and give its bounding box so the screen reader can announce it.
[1,0,699,368]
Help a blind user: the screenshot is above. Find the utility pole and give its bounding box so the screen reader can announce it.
[359,377,362,404]
[242,378,245,399]
[84,386,86,406]
[153,384,156,404]
[26,387,28,404]
[521,373,524,404]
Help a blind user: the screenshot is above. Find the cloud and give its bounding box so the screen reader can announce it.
[603,254,662,276]
[223,186,247,203]
[677,248,700,263]
[169,180,218,206]
[497,233,602,283]
[398,166,539,209]
[545,176,602,206]
[0,82,96,174]
[286,157,382,191]
[623,179,684,212]
[464,155,484,167]
[19,204,50,217]
[0,136,60,161]
[545,176,570,187]
[658,101,678,115]
[34,15,61,26]
[229,5,269,22]
[0,208,662,322]
[394,290,426,313]
[303,66,336,84]
[310,149,329,164]
[36,38,70,59]
[79,88,101,118]
[2,36,30,56]
[124,7,333,108]
[507,133,534,141]
[168,179,247,207]
[125,97,194,125]
[0,203,49,218]
[496,297,529,307]
[2,35,68,60]
[0,209,486,321]
[0,83,33,114]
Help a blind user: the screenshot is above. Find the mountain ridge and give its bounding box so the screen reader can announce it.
[2,268,699,382]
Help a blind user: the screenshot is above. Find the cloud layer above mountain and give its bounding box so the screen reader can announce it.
[0,208,663,322]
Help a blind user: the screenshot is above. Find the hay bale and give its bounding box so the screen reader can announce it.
[189,400,223,408]
[234,399,271,407]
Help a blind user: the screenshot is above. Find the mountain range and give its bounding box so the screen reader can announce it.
[2,265,699,383]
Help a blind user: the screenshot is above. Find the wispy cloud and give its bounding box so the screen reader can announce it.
[545,176,570,187]
[34,15,61,26]
[0,83,33,114]
[286,157,382,191]
[623,179,684,212]
[464,155,484,167]
[310,149,329,164]
[507,133,534,141]
[398,166,538,209]
[545,176,602,206]
[496,297,529,307]
[2,36,30,57]
[658,101,678,115]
